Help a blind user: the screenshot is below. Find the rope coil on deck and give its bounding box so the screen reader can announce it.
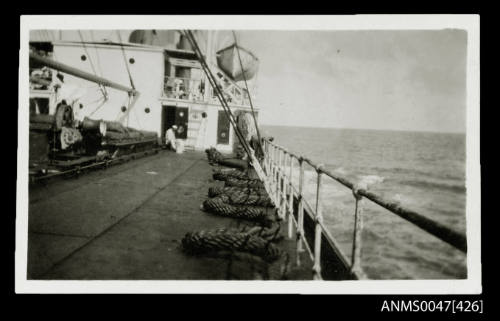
[202,198,276,226]
[205,147,224,164]
[212,168,249,181]
[213,191,274,207]
[225,177,265,189]
[208,186,269,198]
[182,228,283,262]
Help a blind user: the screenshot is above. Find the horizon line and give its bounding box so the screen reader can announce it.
[259,123,466,135]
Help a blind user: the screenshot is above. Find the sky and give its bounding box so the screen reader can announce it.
[219,30,467,133]
[33,29,468,133]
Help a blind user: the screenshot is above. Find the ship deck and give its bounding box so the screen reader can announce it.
[27,150,313,280]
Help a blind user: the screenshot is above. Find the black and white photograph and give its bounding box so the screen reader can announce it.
[16,15,480,294]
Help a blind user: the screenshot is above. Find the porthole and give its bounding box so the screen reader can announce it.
[79,103,84,109]
[145,107,150,113]
[81,55,87,61]
[201,112,207,118]
[129,58,135,64]
[121,106,127,112]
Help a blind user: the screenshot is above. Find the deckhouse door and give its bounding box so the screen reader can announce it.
[217,110,230,145]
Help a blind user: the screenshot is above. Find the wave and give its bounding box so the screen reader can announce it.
[357,174,385,188]
[401,179,466,193]
[371,166,465,182]
[332,167,347,175]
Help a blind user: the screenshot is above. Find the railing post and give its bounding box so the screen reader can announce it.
[263,140,268,173]
[271,144,278,208]
[351,186,365,278]
[281,151,288,221]
[276,147,282,216]
[270,145,275,199]
[313,165,324,280]
[266,141,270,174]
[272,145,276,193]
[296,157,305,266]
[287,154,294,239]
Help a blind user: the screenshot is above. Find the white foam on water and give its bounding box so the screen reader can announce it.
[333,166,347,175]
[356,174,385,189]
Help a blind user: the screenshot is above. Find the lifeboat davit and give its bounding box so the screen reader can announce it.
[216,44,259,82]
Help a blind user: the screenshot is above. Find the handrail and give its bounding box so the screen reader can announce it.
[309,152,465,252]
[261,138,466,280]
[163,75,250,106]
[163,76,204,101]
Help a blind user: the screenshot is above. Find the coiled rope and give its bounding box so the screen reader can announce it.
[212,168,249,181]
[224,177,265,189]
[212,190,273,207]
[182,228,282,263]
[202,198,274,226]
[208,186,269,198]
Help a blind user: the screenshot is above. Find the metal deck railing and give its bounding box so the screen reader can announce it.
[163,76,205,101]
[163,75,251,106]
[261,138,467,280]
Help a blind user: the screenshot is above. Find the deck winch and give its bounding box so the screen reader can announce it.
[29,104,159,181]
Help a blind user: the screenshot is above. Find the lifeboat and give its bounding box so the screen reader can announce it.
[216,44,259,82]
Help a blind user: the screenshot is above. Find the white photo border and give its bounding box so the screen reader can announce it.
[17,14,481,294]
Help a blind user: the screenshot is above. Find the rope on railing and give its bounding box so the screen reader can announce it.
[262,138,467,280]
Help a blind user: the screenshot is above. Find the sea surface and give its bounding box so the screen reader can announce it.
[261,125,467,280]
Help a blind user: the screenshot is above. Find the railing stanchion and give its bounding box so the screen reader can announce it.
[271,144,275,177]
[263,140,268,173]
[261,138,467,280]
[276,147,282,216]
[296,157,305,266]
[283,151,288,220]
[313,165,324,280]
[268,144,273,196]
[281,151,288,222]
[266,141,270,174]
[351,187,365,278]
[274,145,279,208]
[287,154,294,239]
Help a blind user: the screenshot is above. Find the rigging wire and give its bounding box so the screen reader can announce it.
[89,30,108,99]
[115,95,132,121]
[77,30,108,99]
[116,30,136,91]
[131,102,143,130]
[183,30,252,157]
[43,30,106,115]
[231,31,263,155]
[184,32,252,157]
[116,30,139,127]
[88,96,108,117]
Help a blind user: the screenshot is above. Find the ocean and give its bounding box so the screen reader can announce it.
[260,125,467,280]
